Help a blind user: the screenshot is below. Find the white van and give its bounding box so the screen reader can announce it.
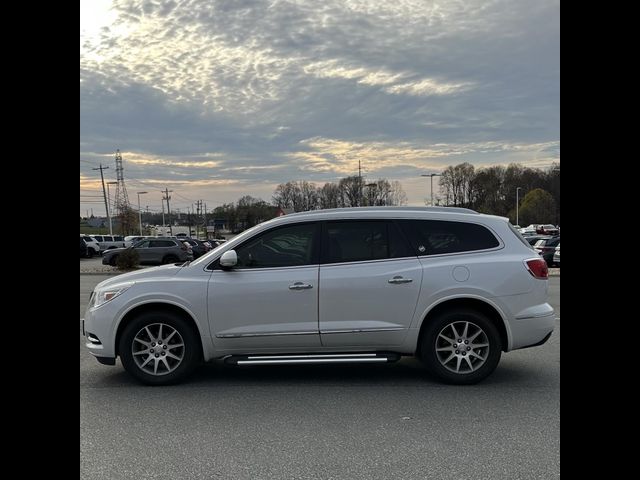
[89,235,126,253]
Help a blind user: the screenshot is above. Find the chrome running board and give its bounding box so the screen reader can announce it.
[225,352,401,366]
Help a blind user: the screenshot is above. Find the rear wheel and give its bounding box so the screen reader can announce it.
[119,311,201,385]
[162,254,179,264]
[420,308,502,385]
[109,255,119,266]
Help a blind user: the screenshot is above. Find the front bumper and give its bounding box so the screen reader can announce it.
[82,316,117,365]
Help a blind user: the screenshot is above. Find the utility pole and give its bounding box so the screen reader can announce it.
[107,182,117,235]
[187,206,192,236]
[93,164,110,232]
[195,200,202,239]
[421,173,441,206]
[358,159,362,207]
[161,200,165,235]
[203,203,207,239]
[516,187,522,226]
[162,188,173,236]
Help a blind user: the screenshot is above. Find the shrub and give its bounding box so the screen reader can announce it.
[116,248,140,270]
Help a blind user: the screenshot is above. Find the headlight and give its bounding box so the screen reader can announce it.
[90,282,134,309]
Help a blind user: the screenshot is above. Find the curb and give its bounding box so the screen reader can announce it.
[80,272,123,275]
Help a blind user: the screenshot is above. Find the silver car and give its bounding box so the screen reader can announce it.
[553,243,560,266]
[84,207,555,386]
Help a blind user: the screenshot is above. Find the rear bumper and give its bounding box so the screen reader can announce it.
[510,311,556,350]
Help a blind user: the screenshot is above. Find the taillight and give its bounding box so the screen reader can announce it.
[525,258,548,279]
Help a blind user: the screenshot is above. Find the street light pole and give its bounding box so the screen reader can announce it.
[137,192,148,235]
[516,187,522,226]
[421,173,441,206]
[107,181,118,236]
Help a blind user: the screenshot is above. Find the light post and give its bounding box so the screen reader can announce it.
[516,187,522,226]
[137,192,148,235]
[421,173,441,206]
[106,181,118,235]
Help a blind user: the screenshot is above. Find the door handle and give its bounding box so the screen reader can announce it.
[388,276,413,284]
[289,282,313,290]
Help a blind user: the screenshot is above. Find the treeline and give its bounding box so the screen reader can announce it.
[272,176,407,211]
[439,163,560,224]
[208,176,408,233]
[211,196,277,233]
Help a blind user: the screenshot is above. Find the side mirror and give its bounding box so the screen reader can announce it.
[219,250,238,268]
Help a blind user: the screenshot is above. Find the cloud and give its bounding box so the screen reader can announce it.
[81,0,559,212]
[385,78,474,96]
[286,137,560,175]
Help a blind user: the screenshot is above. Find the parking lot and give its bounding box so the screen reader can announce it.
[80,274,560,479]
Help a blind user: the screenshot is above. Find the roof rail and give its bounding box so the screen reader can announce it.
[284,206,479,216]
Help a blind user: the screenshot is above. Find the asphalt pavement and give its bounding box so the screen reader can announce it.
[80,275,560,480]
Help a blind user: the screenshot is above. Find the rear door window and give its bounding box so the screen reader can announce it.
[323,221,413,264]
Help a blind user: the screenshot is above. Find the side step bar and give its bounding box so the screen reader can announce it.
[225,352,401,366]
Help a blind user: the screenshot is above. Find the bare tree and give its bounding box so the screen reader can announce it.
[272,182,298,209]
[439,163,475,207]
[319,182,342,209]
[299,181,319,211]
[338,176,364,207]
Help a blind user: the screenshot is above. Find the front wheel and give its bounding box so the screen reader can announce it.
[119,312,201,385]
[420,308,502,385]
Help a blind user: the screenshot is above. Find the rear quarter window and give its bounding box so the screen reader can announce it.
[398,220,500,255]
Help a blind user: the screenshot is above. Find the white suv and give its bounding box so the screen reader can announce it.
[80,235,101,257]
[82,207,554,385]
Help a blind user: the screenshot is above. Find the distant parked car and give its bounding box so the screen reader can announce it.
[80,235,100,257]
[102,237,193,266]
[524,235,553,246]
[180,238,211,258]
[124,236,147,247]
[536,224,559,235]
[80,237,88,258]
[553,244,560,267]
[534,237,561,267]
[520,224,540,236]
[91,235,127,252]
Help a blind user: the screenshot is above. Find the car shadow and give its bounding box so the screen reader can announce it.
[86,356,553,389]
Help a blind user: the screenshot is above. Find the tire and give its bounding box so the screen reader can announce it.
[109,255,119,266]
[119,311,201,385]
[86,248,94,258]
[419,308,502,385]
[162,255,179,264]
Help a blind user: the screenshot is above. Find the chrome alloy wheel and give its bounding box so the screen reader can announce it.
[435,321,489,374]
[131,323,185,376]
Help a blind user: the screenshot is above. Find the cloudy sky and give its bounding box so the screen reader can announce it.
[80,0,559,216]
